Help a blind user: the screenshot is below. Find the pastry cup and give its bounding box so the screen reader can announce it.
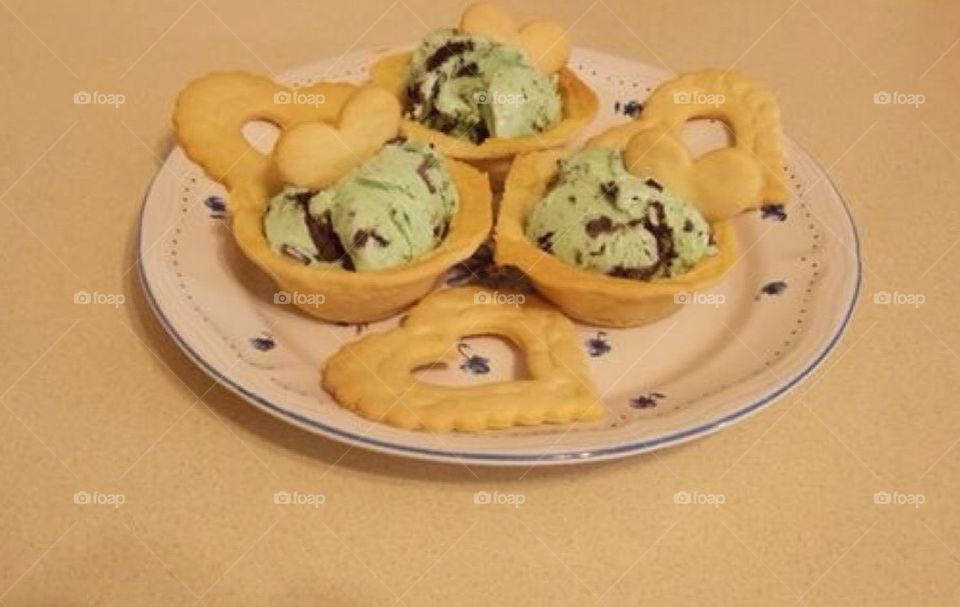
[495,149,737,327]
[173,71,493,323]
[369,52,599,187]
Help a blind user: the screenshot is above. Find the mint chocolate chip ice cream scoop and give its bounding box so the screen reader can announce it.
[525,148,716,280]
[406,29,562,144]
[263,140,458,272]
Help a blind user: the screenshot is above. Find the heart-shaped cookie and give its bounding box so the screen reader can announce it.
[275,86,401,189]
[460,2,570,74]
[173,71,357,197]
[322,287,604,431]
[597,69,788,221]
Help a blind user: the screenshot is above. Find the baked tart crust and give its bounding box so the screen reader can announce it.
[173,71,492,323]
[495,149,737,327]
[369,51,599,185]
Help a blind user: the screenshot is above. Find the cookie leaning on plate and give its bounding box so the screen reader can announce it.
[173,72,493,323]
[369,2,599,188]
[588,68,789,220]
[323,287,604,432]
[491,67,795,327]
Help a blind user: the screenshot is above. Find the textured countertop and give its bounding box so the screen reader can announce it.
[2,0,959,604]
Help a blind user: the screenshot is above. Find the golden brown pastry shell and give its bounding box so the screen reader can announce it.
[495,149,737,327]
[369,51,599,188]
[173,71,493,323]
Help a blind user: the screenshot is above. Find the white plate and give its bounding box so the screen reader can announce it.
[138,48,860,466]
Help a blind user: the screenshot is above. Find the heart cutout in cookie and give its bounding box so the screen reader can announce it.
[617,69,788,221]
[173,72,358,193]
[460,2,571,74]
[275,86,402,189]
[322,287,604,431]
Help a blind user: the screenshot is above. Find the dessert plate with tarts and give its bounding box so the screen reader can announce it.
[139,13,860,466]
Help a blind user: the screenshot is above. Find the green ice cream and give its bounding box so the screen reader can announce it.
[525,149,716,280]
[263,140,458,271]
[406,29,562,143]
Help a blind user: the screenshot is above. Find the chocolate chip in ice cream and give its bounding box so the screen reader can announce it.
[353,229,390,248]
[536,231,555,253]
[424,39,475,71]
[585,215,615,238]
[600,181,620,204]
[306,209,349,264]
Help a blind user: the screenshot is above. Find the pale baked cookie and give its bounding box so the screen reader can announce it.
[589,69,788,221]
[459,2,571,74]
[322,287,604,431]
[173,71,356,192]
[275,86,401,189]
[173,72,493,323]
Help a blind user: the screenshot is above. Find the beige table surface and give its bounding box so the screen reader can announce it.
[2,0,959,604]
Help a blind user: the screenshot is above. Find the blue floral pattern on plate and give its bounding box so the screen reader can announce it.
[630,392,665,409]
[613,99,643,117]
[250,333,275,351]
[586,331,611,358]
[204,195,227,219]
[757,281,788,300]
[761,203,787,222]
[458,344,490,375]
